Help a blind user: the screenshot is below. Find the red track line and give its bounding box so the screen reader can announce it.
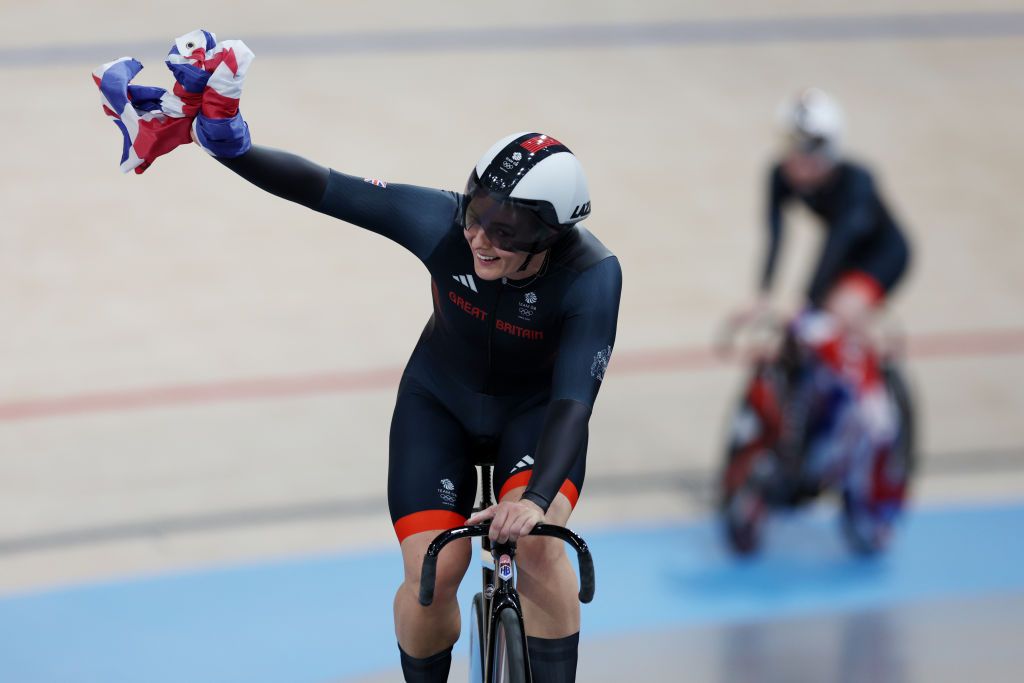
[907,328,1024,358]
[605,346,727,373]
[0,368,402,422]
[1,328,1022,422]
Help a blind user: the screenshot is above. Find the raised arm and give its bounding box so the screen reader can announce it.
[214,144,461,261]
[180,37,459,262]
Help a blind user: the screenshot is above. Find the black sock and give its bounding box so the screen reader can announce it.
[527,632,580,683]
[398,643,453,683]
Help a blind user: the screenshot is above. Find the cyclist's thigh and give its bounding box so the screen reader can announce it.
[388,376,477,546]
[827,273,880,329]
[492,402,586,525]
[834,234,910,309]
[398,527,472,592]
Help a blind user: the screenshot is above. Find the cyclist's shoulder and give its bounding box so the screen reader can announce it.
[376,182,464,260]
[835,159,878,190]
[551,226,616,276]
[550,228,621,312]
[394,179,467,215]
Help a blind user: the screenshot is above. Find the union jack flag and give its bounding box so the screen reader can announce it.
[520,135,562,154]
[93,30,253,174]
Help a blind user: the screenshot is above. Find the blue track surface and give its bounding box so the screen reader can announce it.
[1,502,1023,682]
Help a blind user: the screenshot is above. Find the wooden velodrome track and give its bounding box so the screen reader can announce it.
[1,1,1023,681]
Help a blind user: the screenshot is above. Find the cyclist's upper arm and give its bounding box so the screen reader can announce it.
[832,169,878,239]
[550,256,623,408]
[315,170,461,262]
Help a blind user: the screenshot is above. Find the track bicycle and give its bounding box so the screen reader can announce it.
[717,311,916,555]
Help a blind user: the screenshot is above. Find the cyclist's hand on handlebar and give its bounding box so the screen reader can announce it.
[466,499,545,543]
[718,294,772,354]
[730,294,772,328]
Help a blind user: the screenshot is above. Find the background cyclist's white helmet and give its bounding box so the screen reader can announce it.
[778,88,845,160]
[465,132,590,253]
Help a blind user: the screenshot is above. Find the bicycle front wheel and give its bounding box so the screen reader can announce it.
[490,607,528,683]
[469,593,485,682]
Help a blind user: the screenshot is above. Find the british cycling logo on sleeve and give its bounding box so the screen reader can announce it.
[590,345,612,381]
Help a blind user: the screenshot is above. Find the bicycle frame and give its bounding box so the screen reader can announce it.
[475,463,528,680]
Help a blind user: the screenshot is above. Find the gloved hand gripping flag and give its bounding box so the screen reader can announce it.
[93,29,254,174]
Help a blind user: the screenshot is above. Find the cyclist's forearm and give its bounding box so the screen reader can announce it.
[761,165,788,291]
[521,399,591,512]
[761,194,786,292]
[760,227,781,292]
[217,145,330,208]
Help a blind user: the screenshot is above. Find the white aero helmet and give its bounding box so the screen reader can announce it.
[465,132,590,253]
[778,88,844,160]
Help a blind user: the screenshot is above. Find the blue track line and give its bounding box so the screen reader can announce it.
[1,501,1023,682]
[3,12,1024,68]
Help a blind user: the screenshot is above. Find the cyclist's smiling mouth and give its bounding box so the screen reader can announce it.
[472,246,523,279]
[463,225,527,280]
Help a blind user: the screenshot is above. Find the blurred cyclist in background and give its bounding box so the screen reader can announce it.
[731,87,912,516]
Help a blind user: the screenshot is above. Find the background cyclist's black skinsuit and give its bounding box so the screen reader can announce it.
[761,160,910,306]
[218,147,622,540]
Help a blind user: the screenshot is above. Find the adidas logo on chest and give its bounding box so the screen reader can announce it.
[452,273,478,292]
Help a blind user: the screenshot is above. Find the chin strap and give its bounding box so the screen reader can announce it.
[516,252,535,273]
[516,236,547,273]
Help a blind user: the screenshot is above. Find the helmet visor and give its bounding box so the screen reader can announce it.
[463,175,563,253]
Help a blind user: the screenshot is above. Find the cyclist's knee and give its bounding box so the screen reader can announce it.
[500,486,574,525]
[400,532,471,602]
[826,279,881,331]
[495,487,575,576]
[515,534,567,576]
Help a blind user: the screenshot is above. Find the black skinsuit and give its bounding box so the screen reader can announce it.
[218,147,622,540]
[762,160,910,305]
